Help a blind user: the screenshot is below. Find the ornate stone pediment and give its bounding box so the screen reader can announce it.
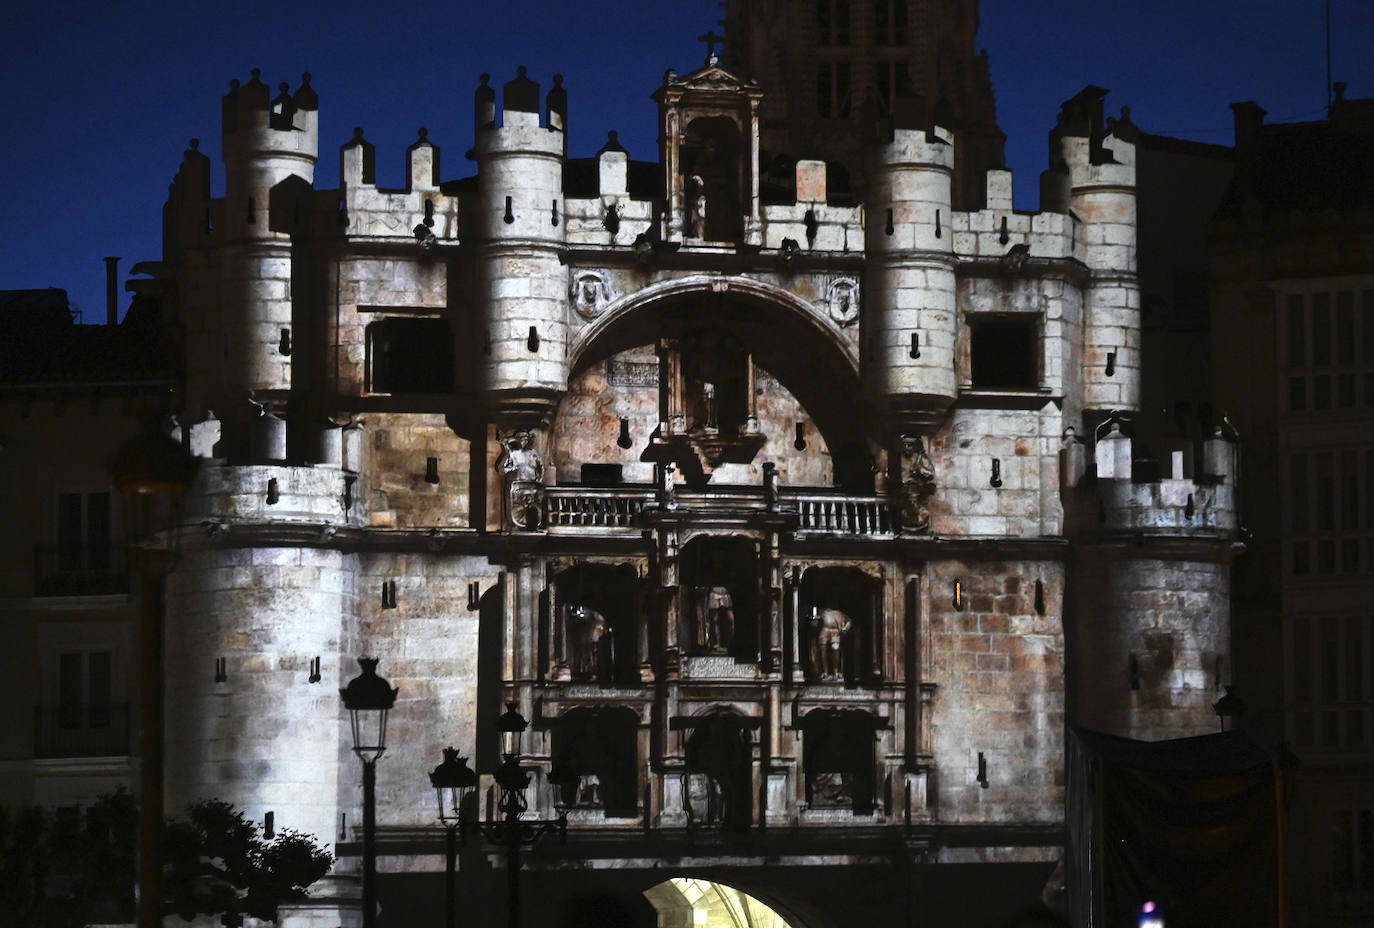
[664,64,755,95]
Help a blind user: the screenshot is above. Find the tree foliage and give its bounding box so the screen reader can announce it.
[0,789,137,928]
[0,792,332,928]
[163,799,334,925]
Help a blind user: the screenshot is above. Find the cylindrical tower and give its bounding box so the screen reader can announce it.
[1066,428,1240,740]
[163,465,353,848]
[1055,88,1140,419]
[198,71,319,457]
[864,123,957,435]
[473,68,569,427]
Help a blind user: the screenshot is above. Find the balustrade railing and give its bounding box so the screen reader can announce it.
[545,486,897,537]
[546,487,655,529]
[787,493,897,537]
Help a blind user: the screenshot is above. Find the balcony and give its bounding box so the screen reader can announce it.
[33,702,131,759]
[545,486,898,538]
[546,487,655,532]
[33,544,128,597]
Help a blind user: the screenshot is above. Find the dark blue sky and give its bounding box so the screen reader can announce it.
[4,1,1371,323]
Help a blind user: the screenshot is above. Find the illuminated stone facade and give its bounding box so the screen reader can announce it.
[133,14,1242,928]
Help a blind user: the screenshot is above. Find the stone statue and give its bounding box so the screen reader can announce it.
[567,604,611,681]
[691,585,734,652]
[898,434,936,532]
[497,430,544,529]
[687,174,707,238]
[701,381,717,432]
[808,607,852,680]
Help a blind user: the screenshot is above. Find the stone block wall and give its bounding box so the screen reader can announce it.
[1068,552,1231,741]
[353,552,496,829]
[929,405,1065,538]
[164,545,357,847]
[363,413,471,529]
[925,558,1066,824]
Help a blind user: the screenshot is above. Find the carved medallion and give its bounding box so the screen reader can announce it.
[571,270,611,320]
[826,277,860,327]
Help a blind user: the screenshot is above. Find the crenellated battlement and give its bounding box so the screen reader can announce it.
[1062,423,1240,537]
[338,126,460,241]
[221,70,319,184]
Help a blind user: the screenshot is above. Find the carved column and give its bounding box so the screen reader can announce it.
[744,354,759,433]
[660,528,681,678]
[786,567,804,684]
[659,339,685,436]
[869,578,883,683]
[765,533,783,672]
[549,561,570,682]
[637,580,655,683]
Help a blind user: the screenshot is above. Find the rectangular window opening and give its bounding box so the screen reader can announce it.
[969,317,1039,391]
[365,317,454,395]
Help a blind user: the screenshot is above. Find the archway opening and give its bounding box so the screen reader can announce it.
[568,283,876,492]
[643,878,799,928]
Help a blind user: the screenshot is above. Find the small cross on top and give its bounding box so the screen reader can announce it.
[698,30,725,64]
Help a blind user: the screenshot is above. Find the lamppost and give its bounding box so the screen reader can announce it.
[463,703,568,928]
[429,747,477,928]
[1212,685,1247,732]
[340,658,398,928]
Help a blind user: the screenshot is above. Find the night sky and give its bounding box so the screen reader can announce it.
[4,0,1371,323]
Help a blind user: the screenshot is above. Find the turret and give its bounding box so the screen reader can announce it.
[1065,422,1241,741]
[192,71,319,459]
[864,118,957,434]
[1052,86,1140,420]
[472,68,570,426]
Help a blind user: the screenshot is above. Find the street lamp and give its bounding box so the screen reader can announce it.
[429,747,477,928]
[340,658,398,928]
[466,702,567,928]
[1212,685,1247,732]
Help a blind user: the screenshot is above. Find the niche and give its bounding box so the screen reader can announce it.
[679,535,759,662]
[682,711,753,831]
[681,329,750,437]
[797,566,882,686]
[799,708,878,814]
[681,117,744,242]
[553,562,639,687]
[550,707,639,816]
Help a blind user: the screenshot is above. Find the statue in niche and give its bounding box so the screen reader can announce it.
[683,771,721,826]
[808,607,852,681]
[575,773,602,807]
[567,604,612,681]
[808,771,853,807]
[701,382,718,432]
[498,430,544,530]
[690,585,734,652]
[898,435,936,532]
[687,174,707,239]
[681,120,742,242]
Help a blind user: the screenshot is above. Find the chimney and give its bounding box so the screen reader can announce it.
[104,256,119,326]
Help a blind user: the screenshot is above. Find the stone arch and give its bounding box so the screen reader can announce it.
[570,275,857,375]
[569,276,874,490]
[643,877,835,928]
